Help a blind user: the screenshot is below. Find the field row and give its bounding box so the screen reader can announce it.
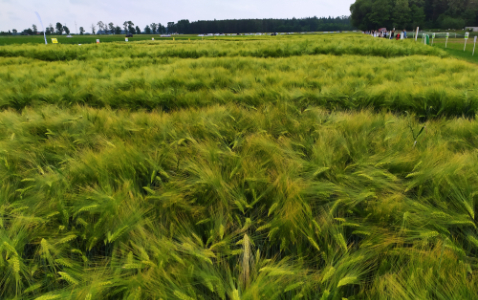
[0,35,447,61]
[1,104,478,298]
[1,53,476,117]
[0,34,206,46]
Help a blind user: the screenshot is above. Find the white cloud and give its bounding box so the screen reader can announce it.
[1,0,355,32]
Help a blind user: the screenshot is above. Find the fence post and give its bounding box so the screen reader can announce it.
[415,27,419,42]
[473,36,477,56]
[464,32,469,51]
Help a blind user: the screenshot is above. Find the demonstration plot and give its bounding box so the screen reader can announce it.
[1,54,477,117]
[0,34,447,60]
[1,34,478,300]
[1,35,474,118]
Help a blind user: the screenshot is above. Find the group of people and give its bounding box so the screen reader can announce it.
[365,29,407,40]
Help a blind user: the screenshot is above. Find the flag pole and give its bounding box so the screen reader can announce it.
[35,12,48,45]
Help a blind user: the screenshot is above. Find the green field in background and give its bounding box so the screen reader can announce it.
[3,33,478,66]
[430,37,478,64]
[0,34,232,45]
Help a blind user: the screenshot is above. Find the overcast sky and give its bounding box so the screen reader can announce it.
[1,0,354,32]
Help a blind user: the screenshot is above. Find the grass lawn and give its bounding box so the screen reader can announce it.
[428,37,478,64]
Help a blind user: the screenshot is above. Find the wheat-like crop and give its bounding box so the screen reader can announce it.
[1,34,478,299]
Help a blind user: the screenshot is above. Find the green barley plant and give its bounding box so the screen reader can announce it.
[1,56,477,116]
[0,34,447,61]
[1,34,478,299]
[0,105,478,299]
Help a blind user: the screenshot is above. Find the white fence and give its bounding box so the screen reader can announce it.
[412,32,475,39]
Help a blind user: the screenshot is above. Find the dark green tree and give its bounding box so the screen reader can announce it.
[79,27,85,35]
[177,19,190,33]
[108,22,115,34]
[393,0,411,28]
[97,21,105,34]
[56,22,64,34]
[150,23,158,34]
[123,21,128,33]
[22,28,33,35]
[440,16,465,29]
[410,4,426,28]
[351,0,374,30]
[63,26,70,35]
[144,25,151,34]
[126,21,135,34]
[351,0,478,30]
[369,0,392,29]
[158,23,166,34]
[167,22,176,33]
[135,26,141,34]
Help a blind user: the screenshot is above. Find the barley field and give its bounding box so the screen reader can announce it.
[1,34,478,300]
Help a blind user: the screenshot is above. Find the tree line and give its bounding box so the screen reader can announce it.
[93,21,168,35]
[1,16,354,36]
[165,16,353,34]
[0,21,167,36]
[350,0,478,31]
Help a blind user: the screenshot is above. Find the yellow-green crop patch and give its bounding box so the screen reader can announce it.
[0,34,447,61]
[0,36,475,117]
[1,34,478,299]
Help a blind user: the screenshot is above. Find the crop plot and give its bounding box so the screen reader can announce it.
[1,34,478,299]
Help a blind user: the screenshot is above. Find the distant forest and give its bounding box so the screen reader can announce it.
[169,16,354,33]
[350,0,478,30]
[0,16,354,36]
